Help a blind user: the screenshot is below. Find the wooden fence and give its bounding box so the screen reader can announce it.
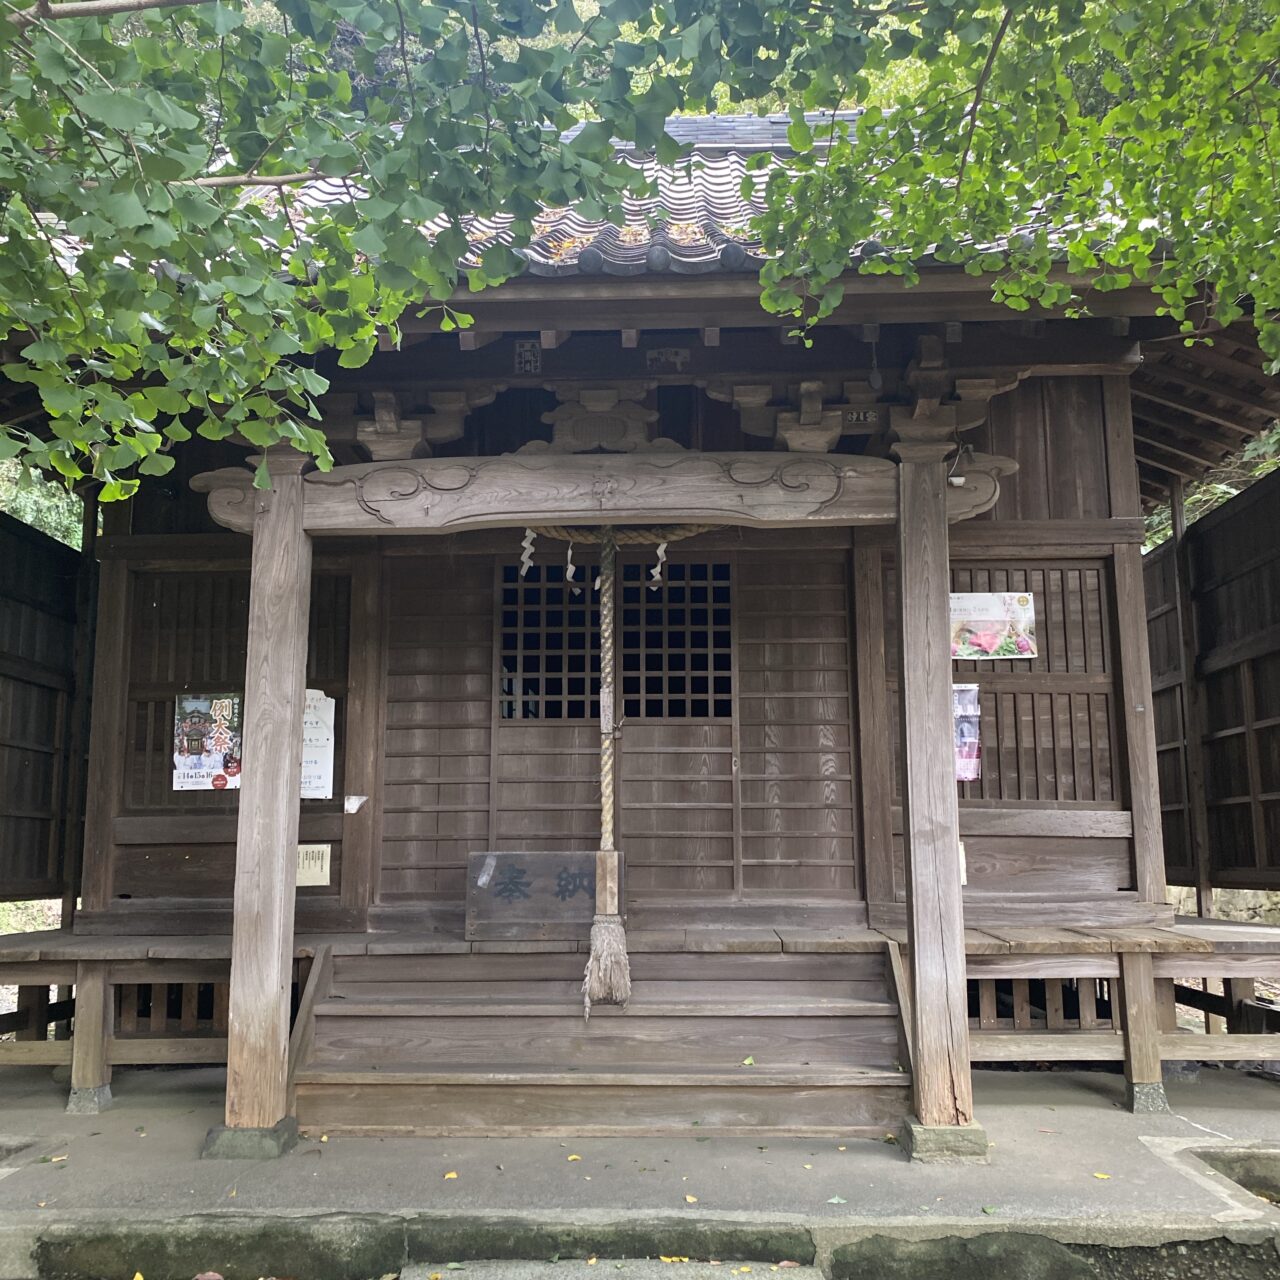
[0,512,91,902]
[1146,468,1280,892]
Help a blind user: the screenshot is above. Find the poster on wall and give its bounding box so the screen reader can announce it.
[953,683,982,782]
[300,688,336,800]
[173,694,242,791]
[950,592,1037,660]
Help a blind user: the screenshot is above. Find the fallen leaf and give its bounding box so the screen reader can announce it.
[778,1262,801,1269]
[881,1134,898,1145]
[981,1206,998,1215]
[802,1164,812,1170]
[568,1154,582,1162]
[1093,1172,1112,1180]
[587,1259,598,1266]
[741,1056,755,1066]
[443,1171,459,1180]
[50,1155,68,1164]
[836,1146,846,1152]
[429,1273,443,1279]
[446,1265,466,1271]
[228,1187,237,1198]
[827,1196,847,1205]
[1037,1129,1059,1135]
[320,1135,329,1144]
[685,1195,698,1204]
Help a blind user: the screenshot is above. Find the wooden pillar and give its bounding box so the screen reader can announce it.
[1117,951,1168,1112]
[15,986,50,1041]
[67,960,113,1113]
[1170,478,1213,917]
[1103,378,1167,907]
[210,450,312,1154]
[891,404,978,1143]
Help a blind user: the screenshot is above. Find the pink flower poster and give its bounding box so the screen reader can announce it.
[949,592,1037,660]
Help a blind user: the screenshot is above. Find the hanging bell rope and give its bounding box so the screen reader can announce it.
[518,523,722,1018]
[582,526,629,1017]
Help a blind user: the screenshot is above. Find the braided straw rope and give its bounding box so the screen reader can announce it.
[598,528,616,855]
[531,524,717,546]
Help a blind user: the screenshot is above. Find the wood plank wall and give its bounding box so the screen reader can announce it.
[1145,467,1280,890]
[0,514,82,900]
[77,552,360,932]
[376,546,860,907]
[862,375,1164,926]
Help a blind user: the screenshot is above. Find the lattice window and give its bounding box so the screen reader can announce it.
[621,561,732,720]
[499,562,601,721]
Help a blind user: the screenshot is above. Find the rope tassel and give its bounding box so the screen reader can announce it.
[583,527,631,1017]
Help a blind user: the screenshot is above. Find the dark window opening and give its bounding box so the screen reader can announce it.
[500,559,731,720]
[500,561,600,720]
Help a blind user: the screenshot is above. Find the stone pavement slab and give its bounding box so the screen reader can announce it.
[0,1065,1278,1278]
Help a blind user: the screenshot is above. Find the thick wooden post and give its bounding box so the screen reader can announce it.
[204,450,311,1159]
[67,960,113,1113]
[1118,951,1168,1112]
[891,403,984,1159]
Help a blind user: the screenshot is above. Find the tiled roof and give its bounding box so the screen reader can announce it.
[296,113,869,277]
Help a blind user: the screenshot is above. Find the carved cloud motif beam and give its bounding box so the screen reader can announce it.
[192,450,1016,537]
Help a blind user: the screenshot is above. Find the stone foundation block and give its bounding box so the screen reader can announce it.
[201,1116,298,1160]
[898,1116,990,1163]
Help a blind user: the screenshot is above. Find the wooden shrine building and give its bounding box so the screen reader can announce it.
[3,115,1280,1158]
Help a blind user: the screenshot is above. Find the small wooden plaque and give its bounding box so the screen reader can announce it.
[465,850,625,941]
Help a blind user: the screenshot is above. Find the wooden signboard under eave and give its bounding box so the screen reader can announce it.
[191,449,1018,537]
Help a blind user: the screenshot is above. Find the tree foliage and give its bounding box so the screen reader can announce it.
[0,0,1276,496]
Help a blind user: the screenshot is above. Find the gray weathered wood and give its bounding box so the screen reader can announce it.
[69,960,112,1091]
[193,450,1016,536]
[224,451,313,1131]
[893,407,974,1128]
[1118,950,1162,1088]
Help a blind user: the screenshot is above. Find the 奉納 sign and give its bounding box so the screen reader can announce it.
[465,849,621,941]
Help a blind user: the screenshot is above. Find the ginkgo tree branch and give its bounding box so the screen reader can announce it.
[7,0,214,28]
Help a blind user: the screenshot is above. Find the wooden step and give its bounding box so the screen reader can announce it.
[331,951,887,983]
[311,1011,900,1068]
[329,977,892,1002]
[316,995,899,1018]
[294,1063,910,1137]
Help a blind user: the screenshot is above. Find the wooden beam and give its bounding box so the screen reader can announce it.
[1131,385,1257,436]
[1132,408,1240,454]
[539,329,569,350]
[701,327,721,348]
[620,330,639,349]
[1141,364,1280,418]
[79,559,130,913]
[224,448,313,1133]
[1118,951,1166,1110]
[194,449,1016,537]
[1170,479,1214,919]
[853,541,894,907]
[338,548,381,920]
[459,331,500,352]
[68,960,112,1111]
[15,985,49,1041]
[1151,342,1270,383]
[891,404,974,1130]
[1133,429,1221,469]
[1134,448,1200,481]
[1116,538,1169,905]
